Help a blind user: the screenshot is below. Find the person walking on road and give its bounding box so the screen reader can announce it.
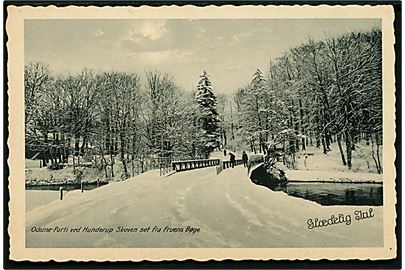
[229,152,236,168]
[242,151,249,168]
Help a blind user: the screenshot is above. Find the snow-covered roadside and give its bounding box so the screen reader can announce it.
[26,166,383,248]
[26,190,60,212]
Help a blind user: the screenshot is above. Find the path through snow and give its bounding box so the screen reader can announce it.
[26,166,383,248]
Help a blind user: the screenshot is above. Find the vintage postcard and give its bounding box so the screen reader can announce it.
[6,3,398,263]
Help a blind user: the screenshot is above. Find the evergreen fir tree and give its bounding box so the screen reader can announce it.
[195,71,221,158]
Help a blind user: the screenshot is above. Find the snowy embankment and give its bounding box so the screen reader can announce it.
[282,169,382,183]
[26,166,383,248]
[274,143,383,183]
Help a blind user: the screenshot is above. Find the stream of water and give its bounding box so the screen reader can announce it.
[250,165,383,206]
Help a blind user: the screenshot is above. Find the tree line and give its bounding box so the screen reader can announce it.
[234,29,382,172]
[25,64,221,179]
[25,28,383,177]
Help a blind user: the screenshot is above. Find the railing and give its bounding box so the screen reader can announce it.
[249,155,264,166]
[247,155,265,174]
[222,159,244,169]
[123,157,173,176]
[166,156,259,174]
[157,157,173,176]
[127,157,174,176]
[216,159,244,174]
[172,159,220,172]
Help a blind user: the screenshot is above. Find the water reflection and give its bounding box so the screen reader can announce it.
[251,165,383,206]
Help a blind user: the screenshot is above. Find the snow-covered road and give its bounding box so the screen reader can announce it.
[26,166,383,248]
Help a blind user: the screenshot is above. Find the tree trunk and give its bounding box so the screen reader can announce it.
[371,134,381,173]
[120,132,128,178]
[131,134,136,176]
[109,123,115,177]
[337,134,347,165]
[372,133,383,174]
[258,133,263,153]
[345,130,352,169]
[131,158,135,177]
[229,101,235,140]
[80,136,87,155]
[49,146,55,165]
[72,154,76,175]
[110,154,115,178]
[74,134,80,156]
[351,131,356,150]
[263,143,268,155]
[322,136,327,154]
[41,151,47,166]
[324,131,331,151]
[63,134,69,163]
[298,98,306,150]
[101,154,108,178]
[376,143,382,173]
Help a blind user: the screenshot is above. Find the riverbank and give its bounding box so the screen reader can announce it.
[270,142,383,183]
[25,158,135,186]
[275,165,382,183]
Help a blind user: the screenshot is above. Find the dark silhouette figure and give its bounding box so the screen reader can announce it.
[223,149,227,156]
[242,151,249,168]
[229,152,236,168]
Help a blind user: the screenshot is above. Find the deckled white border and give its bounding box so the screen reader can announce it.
[6,4,396,262]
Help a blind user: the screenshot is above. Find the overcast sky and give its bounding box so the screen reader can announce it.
[25,19,380,94]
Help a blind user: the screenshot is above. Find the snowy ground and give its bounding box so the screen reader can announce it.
[286,142,382,173]
[26,157,138,184]
[26,191,60,212]
[277,143,383,182]
[26,166,383,248]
